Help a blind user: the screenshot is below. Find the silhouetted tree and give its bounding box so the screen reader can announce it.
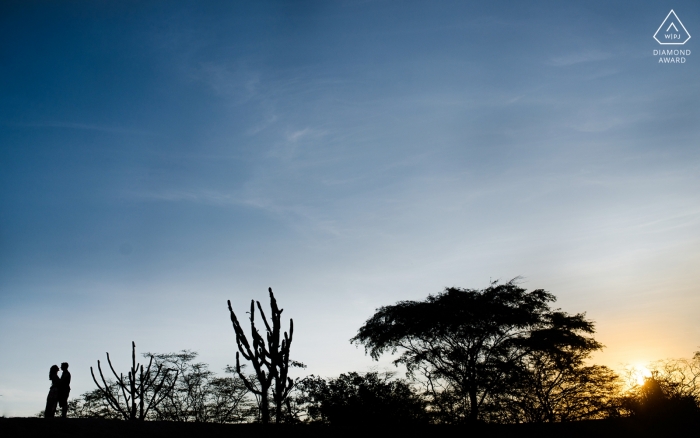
[228,287,295,424]
[90,341,178,420]
[622,351,700,419]
[496,358,621,422]
[650,351,700,405]
[145,351,253,423]
[351,280,609,423]
[490,311,622,422]
[209,366,259,423]
[67,386,123,419]
[295,372,428,425]
[282,375,325,423]
[622,375,697,419]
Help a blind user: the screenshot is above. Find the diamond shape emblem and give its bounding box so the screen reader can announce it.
[654,10,691,45]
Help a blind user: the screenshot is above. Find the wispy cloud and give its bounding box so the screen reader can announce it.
[127,188,301,216]
[286,128,314,143]
[263,127,330,163]
[126,188,349,236]
[246,114,278,135]
[194,61,261,103]
[129,189,244,206]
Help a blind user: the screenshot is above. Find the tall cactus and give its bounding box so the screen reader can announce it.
[90,341,178,420]
[228,287,294,423]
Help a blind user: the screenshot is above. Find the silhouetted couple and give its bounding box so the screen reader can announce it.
[44,362,70,418]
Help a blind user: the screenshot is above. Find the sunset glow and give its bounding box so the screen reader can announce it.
[630,365,654,387]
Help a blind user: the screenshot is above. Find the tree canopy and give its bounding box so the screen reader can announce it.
[295,372,428,425]
[351,280,605,422]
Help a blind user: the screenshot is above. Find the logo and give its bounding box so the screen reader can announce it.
[654,10,691,45]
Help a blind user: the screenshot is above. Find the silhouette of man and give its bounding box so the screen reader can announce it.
[58,362,71,418]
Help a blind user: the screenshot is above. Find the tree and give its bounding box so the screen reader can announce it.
[282,375,327,423]
[351,280,606,423]
[208,366,259,423]
[67,386,124,419]
[90,341,178,420]
[145,351,253,423]
[622,351,700,418]
[73,351,252,422]
[648,351,700,405]
[492,311,622,423]
[295,372,428,425]
[498,359,621,423]
[227,287,295,424]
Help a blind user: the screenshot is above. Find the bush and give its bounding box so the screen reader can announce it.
[295,372,428,425]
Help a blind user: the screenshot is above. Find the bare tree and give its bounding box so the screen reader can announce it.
[90,341,178,420]
[650,351,700,402]
[67,386,124,419]
[227,287,295,423]
[622,350,700,418]
[145,351,253,423]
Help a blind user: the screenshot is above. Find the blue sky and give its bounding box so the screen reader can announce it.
[1,1,699,415]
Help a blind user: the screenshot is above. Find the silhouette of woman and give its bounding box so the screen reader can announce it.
[44,365,60,418]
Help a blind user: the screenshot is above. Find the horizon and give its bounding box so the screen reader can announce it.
[1,0,699,417]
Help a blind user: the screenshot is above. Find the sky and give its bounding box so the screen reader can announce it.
[1,0,699,416]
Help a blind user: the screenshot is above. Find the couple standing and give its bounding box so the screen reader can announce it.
[44,362,71,418]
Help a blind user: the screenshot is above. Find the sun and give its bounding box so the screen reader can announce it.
[630,365,652,386]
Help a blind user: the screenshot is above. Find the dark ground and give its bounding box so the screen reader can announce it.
[1,417,699,438]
